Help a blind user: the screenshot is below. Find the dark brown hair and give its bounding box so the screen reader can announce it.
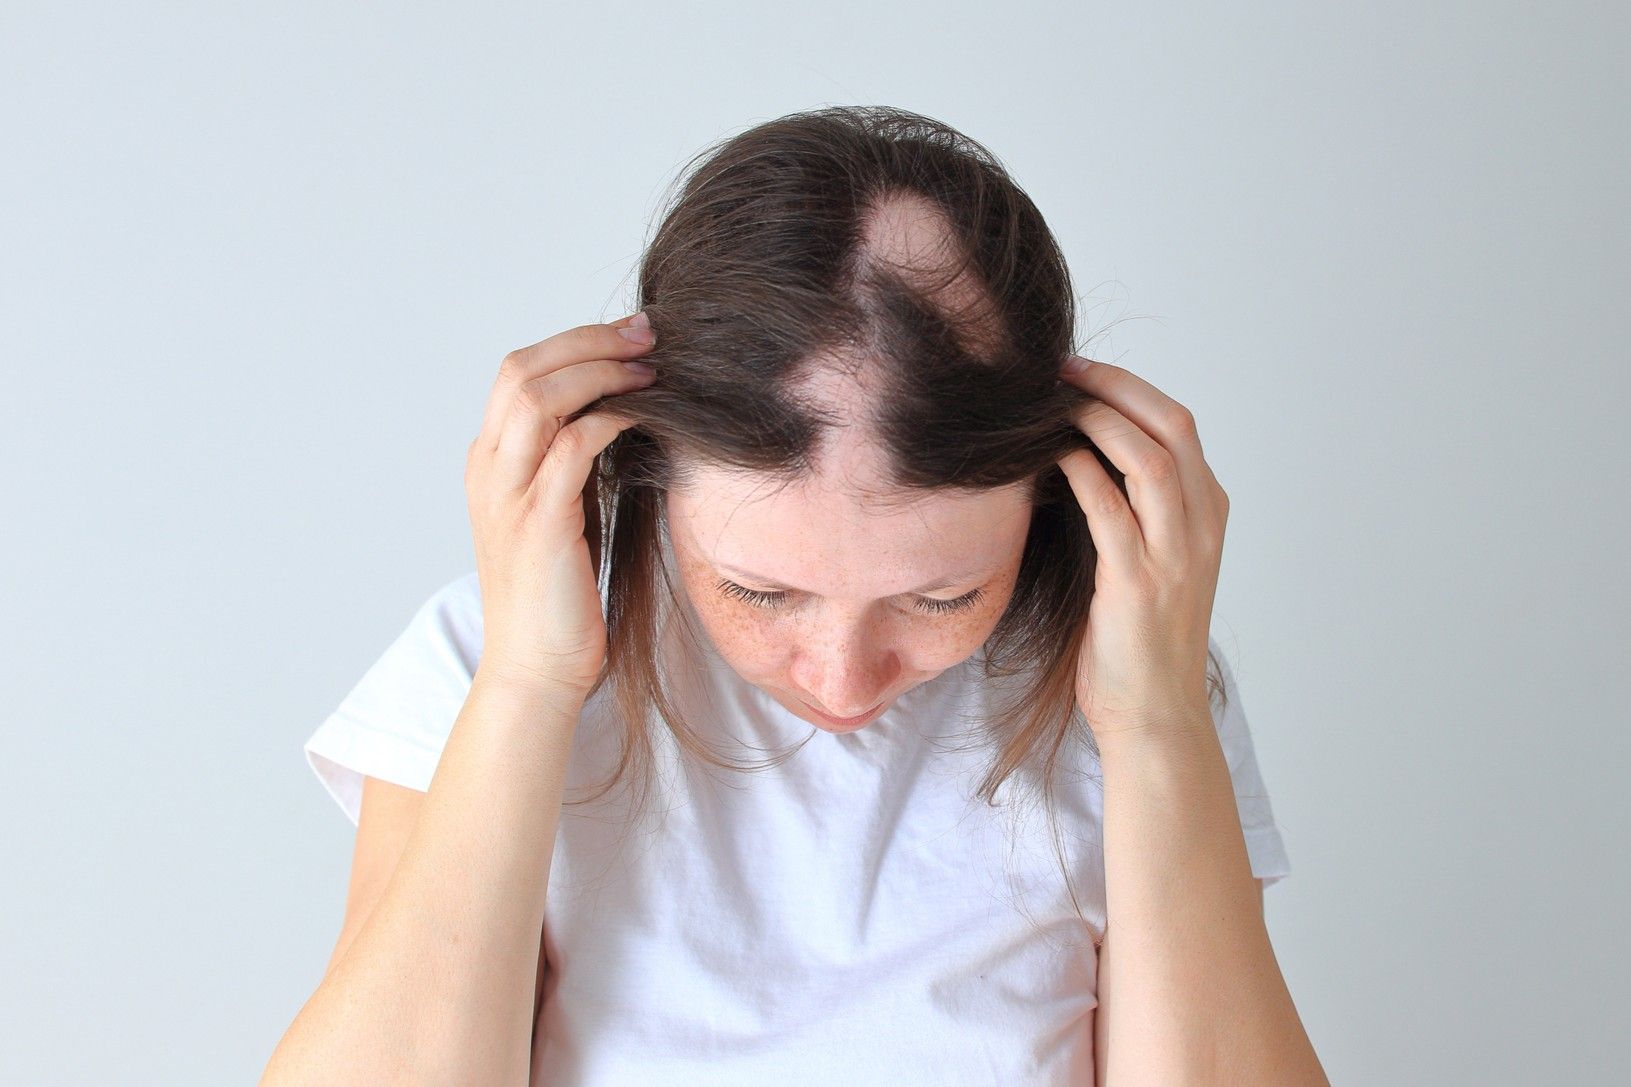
[570,105,1227,934]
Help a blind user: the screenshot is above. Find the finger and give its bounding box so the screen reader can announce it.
[1056,444,1141,575]
[1061,356,1220,527]
[533,409,643,516]
[1068,397,1186,559]
[478,316,655,450]
[490,358,655,496]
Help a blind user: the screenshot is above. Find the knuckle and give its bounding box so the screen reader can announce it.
[549,420,586,459]
[512,376,558,417]
[1164,403,1198,437]
[1092,480,1125,518]
[1138,448,1176,484]
[1083,401,1116,425]
[499,349,529,378]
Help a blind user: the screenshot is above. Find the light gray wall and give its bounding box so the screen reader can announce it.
[3,2,1625,1083]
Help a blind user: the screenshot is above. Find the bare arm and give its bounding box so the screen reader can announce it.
[1091,713,1327,1085]
[260,672,584,1087]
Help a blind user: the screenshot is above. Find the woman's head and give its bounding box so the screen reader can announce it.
[570,106,1218,834]
[650,173,1066,732]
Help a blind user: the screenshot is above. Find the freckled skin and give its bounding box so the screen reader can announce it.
[663,457,1033,733]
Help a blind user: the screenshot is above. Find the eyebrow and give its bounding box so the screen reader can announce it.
[715,561,987,595]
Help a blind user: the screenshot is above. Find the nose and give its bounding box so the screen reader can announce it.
[791,627,901,719]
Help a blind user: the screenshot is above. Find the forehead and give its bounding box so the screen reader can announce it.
[667,461,1031,594]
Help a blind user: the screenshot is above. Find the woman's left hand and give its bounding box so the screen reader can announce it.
[1054,355,1229,743]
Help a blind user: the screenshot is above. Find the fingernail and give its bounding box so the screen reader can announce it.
[1062,355,1092,374]
[623,361,655,375]
[613,315,652,341]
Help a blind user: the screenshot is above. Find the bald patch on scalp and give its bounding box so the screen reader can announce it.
[854,191,1007,358]
[771,192,1011,507]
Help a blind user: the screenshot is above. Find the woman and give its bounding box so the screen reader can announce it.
[263,106,1327,1085]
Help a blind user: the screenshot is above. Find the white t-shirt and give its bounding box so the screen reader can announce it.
[304,547,1291,1086]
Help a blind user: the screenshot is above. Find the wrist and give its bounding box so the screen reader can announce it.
[472,662,592,710]
[1088,702,1215,758]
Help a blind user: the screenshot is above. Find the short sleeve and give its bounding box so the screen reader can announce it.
[303,571,484,826]
[1208,637,1293,888]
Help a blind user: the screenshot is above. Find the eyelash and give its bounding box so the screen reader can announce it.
[715,579,986,615]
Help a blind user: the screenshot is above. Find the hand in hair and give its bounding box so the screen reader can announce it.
[1053,355,1232,742]
[463,312,658,696]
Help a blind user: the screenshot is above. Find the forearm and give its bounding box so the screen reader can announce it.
[263,672,585,1087]
[1096,711,1326,1085]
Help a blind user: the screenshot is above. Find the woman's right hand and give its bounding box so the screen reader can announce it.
[464,312,657,697]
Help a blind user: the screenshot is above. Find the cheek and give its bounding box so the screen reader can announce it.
[687,592,785,665]
[899,606,998,666]
[908,569,1026,668]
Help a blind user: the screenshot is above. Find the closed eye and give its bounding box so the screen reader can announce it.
[715,579,985,615]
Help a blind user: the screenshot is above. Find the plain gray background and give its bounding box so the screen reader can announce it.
[3,2,1626,1084]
